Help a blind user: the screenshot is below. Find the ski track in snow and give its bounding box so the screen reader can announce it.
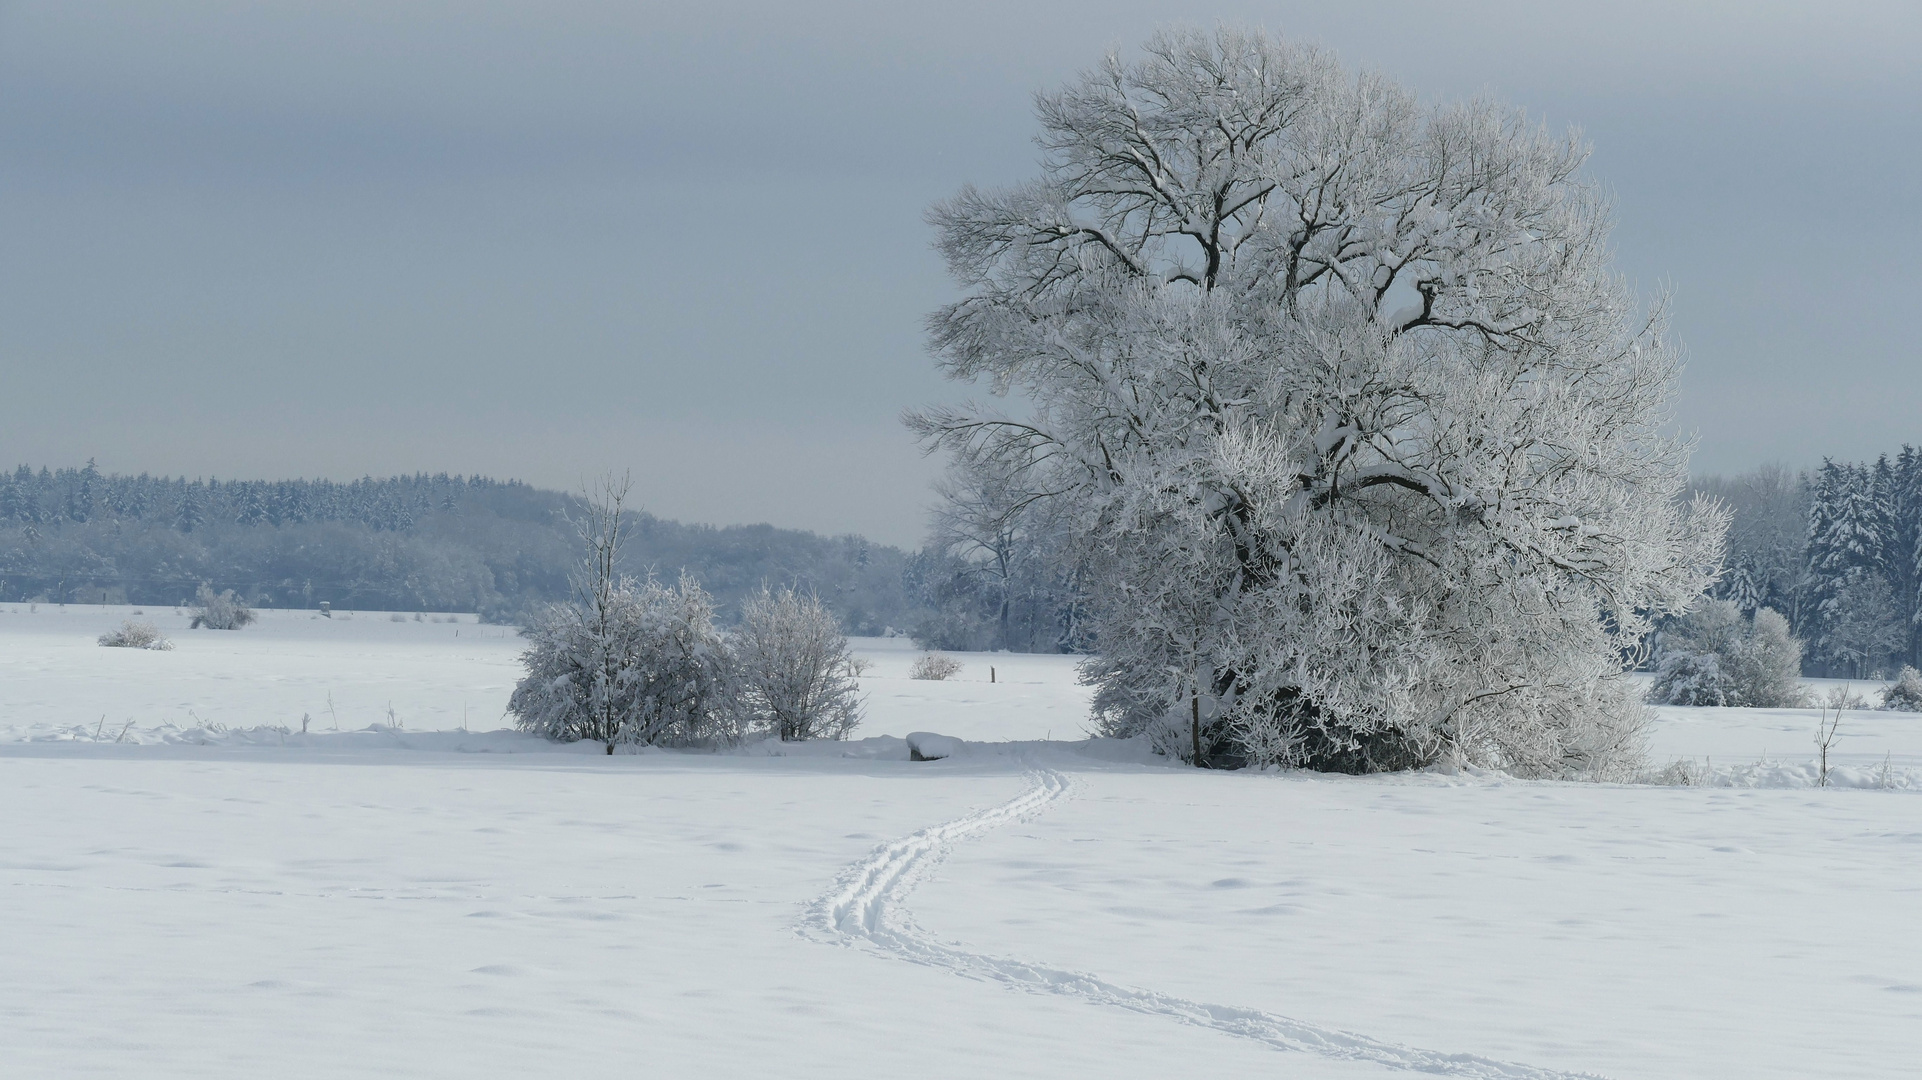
[802,767,1610,1080]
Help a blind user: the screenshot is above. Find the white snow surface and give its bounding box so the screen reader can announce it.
[5,604,1922,1078]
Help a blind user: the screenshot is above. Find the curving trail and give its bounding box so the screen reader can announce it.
[802,767,1611,1080]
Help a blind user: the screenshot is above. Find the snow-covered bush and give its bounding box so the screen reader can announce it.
[508,479,736,752]
[189,583,255,630]
[98,620,173,650]
[912,28,1725,777]
[512,573,735,751]
[1822,683,1871,711]
[1648,602,1806,708]
[733,586,863,741]
[1881,666,1922,711]
[909,653,963,681]
[1649,649,1730,708]
[1640,758,1708,787]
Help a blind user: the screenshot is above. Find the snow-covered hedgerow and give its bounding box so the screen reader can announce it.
[1649,602,1806,708]
[911,27,1725,777]
[97,620,173,650]
[189,583,255,630]
[733,586,862,741]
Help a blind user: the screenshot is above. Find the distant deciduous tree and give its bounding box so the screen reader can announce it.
[733,586,863,741]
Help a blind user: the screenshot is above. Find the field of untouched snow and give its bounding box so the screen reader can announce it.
[0,603,1089,744]
[5,604,1922,1078]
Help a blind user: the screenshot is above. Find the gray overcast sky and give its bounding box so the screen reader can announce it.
[1,2,1917,546]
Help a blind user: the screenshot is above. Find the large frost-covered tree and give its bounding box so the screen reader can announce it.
[913,28,1726,776]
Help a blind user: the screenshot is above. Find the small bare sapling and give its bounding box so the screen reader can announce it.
[1815,690,1846,787]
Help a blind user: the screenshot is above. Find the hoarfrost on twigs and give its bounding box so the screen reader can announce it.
[912,27,1726,777]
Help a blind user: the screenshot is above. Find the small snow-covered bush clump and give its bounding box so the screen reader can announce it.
[189,583,256,630]
[511,574,735,752]
[508,478,735,753]
[733,586,862,741]
[1823,684,1871,711]
[1649,649,1729,707]
[1641,758,1708,786]
[909,652,963,681]
[1649,602,1806,708]
[1881,666,1922,711]
[98,620,173,650]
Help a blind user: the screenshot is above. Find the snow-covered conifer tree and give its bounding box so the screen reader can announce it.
[1804,460,1904,676]
[1882,447,1922,666]
[912,27,1726,776]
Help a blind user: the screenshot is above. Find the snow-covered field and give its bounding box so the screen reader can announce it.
[5,605,1921,1078]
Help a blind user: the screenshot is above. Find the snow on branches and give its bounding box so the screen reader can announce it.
[733,586,863,741]
[510,572,735,752]
[912,27,1726,777]
[508,480,866,752]
[508,478,734,752]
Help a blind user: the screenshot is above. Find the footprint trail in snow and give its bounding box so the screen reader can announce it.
[802,767,1611,1080]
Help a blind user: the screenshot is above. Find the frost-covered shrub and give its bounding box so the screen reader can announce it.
[733,586,863,741]
[510,574,736,752]
[1648,602,1805,708]
[1649,649,1730,707]
[1823,684,1871,711]
[909,653,963,681]
[1881,666,1922,712]
[189,583,255,630]
[1640,758,1708,786]
[98,620,173,650]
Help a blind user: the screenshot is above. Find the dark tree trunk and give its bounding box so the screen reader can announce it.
[1191,694,1203,768]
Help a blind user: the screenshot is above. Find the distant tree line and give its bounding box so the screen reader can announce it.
[0,461,920,633]
[1696,448,1922,678]
[20,453,1915,678]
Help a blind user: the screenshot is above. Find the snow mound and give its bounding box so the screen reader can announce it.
[1640,758,1920,790]
[906,732,963,761]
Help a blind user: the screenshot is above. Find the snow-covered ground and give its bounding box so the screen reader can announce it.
[0,603,1089,743]
[4,605,1921,1078]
